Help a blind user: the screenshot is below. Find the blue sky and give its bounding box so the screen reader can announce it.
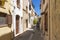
[32,0,41,16]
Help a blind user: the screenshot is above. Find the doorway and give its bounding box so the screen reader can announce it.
[16,15,20,34]
[26,19,28,28]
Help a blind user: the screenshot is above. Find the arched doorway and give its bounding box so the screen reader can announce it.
[16,15,20,34]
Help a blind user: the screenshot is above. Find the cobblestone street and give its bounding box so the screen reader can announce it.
[14,26,44,40]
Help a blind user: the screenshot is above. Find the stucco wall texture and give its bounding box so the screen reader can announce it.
[40,0,60,40]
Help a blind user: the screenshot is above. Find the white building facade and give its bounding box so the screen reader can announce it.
[10,0,36,37]
[11,0,23,37]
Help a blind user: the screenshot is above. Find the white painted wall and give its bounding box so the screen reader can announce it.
[28,0,31,28]
[11,0,23,36]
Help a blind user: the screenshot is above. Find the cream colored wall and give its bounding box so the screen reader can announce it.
[23,10,29,31]
[0,0,11,14]
[0,0,13,40]
[0,27,13,40]
[41,0,60,40]
[40,14,45,33]
[22,0,29,31]
[23,0,28,10]
[49,0,60,40]
[40,0,49,40]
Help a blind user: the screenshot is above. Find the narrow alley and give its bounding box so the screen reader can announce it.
[1,0,60,40]
[14,26,44,40]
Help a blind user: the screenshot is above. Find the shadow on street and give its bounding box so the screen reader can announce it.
[14,25,44,40]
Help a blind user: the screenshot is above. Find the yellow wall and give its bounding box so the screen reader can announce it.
[0,0,11,14]
[49,0,60,40]
[0,0,13,40]
[0,26,13,40]
[23,10,29,31]
[41,0,60,40]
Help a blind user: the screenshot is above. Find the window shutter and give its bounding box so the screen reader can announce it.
[7,15,12,25]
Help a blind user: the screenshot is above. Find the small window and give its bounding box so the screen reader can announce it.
[40,4,41,9]
[26,19,28,28]
[17,0,20,9]
[44,13,48,32]
[29,5,31,10]
[0,12,12,26]
[43,0,45,4]
[0,13,7,26]
[29,13,30,23]
[26,6,28,13]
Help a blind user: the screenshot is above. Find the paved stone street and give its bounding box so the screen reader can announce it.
[14,26,44,40]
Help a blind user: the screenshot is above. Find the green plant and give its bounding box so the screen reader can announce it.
[33,18,38,25]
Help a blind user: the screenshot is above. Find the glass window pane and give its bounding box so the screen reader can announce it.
[0,17,6,25]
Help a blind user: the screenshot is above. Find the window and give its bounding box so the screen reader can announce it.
[26,19,28,28]
[0,12,12,26]
[17,0,20,9]
[43,0,45,4]
[26,6,28,13]
[28,0,31,10]
[29,0,31,4]
[21,17,23,24]
[44,13,48,32]
[29,5,31,10]
[29,13,30,23]
[40,4,41,9]
[0,13,7,26]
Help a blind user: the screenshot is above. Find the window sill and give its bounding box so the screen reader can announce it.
[0,24,8,27]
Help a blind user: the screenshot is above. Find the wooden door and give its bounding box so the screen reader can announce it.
[16,15,20,34]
